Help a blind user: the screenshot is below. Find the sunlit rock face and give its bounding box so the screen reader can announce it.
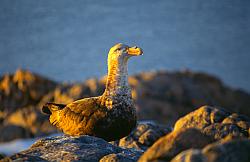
[0,69,58,142]
[174,106,250,140]
[0,69,57,113]
[138,128,214,162]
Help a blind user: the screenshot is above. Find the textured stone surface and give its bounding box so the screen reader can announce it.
[100,152,142,162]
[203,123,248,140]
[2,135,142,162]
[115,122,172,151]
[171,139,250,162]
[138,128,214,162]
[174,106,250,140]
[174,106,230,131]
[222,113,250,130]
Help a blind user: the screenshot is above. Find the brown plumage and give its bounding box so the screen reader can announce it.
[42,43,143,141]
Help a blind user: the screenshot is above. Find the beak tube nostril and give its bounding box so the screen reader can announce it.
[127,46,143,56]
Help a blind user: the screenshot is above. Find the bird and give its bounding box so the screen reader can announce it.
[42,43,143,141]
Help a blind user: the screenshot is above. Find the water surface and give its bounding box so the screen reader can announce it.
[0,0,249,92]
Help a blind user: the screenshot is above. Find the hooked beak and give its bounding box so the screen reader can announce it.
[127,46,143,56]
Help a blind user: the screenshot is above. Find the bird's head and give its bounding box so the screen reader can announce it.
[108,43,143,62]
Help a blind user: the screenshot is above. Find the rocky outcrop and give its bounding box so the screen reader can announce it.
[2,122,169,161]
[138,106,250,162]
[38,70,250,125]
[2,135,143,162]
[0,69,57,113]
[1,69,250,143]
[0,69,58,141]
[130,71,250,125]
[171,139,250,162]
[2,106,250,162]
[138,128,214,162]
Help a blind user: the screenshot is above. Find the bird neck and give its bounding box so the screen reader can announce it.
[104,58,131,100]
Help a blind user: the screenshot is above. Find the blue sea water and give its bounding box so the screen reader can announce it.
[0,0,250,92]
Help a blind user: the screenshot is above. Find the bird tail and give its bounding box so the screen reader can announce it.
[42,102,66,115]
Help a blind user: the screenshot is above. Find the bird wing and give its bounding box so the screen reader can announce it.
[50,96,106,135]
[65,96,102,115]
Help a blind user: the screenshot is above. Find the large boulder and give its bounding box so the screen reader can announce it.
[174,106,250,140]
[138,128,214,162]
[2,135,142,162]
[174,106,231,131]
[171,139,250,162]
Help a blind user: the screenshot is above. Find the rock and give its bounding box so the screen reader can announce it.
[171,149,204,162]
[3,135,142,162]
[5,106,57,136]
[174,106,250,140]
[38,78,105,106]
[131,71,250,125]
[138,128,214,162]
[1,154,47,162]
[0,125,33,142]
[203,123,248,140]
[1,70,250,143]
[0,69,57,113]
[171,139,250,162]
[174,106,230,131]
[115,122,172,151]
[22,70,250,126]
[100,151,142,162]
[0,153,5,160]
[222,113,250,130]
